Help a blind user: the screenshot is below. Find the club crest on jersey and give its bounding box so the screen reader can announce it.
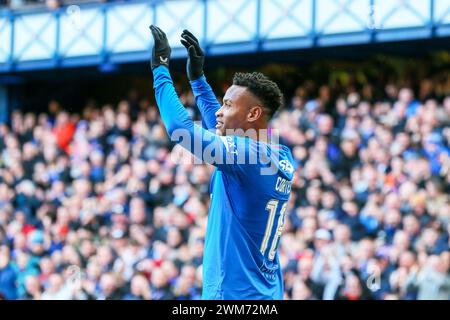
[279,159,294,174]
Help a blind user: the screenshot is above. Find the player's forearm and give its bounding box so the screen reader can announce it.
[153,65,194,136]
[152,65,227,166]
[190,75,221,129]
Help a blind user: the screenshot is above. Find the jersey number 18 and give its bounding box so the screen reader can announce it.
[260,200,287,261]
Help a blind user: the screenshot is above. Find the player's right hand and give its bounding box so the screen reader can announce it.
[180,29,204,81]
[149,25,171,69]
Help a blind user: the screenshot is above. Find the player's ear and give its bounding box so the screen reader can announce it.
[247,105,263,123]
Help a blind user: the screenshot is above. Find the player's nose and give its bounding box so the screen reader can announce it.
[215,106,224,117]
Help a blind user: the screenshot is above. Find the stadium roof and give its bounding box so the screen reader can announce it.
[0,0,449,75]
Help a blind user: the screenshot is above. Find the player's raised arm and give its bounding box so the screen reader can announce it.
[150,25,189,135]
[150,25,200,138]
[180,29,221,130]
[150,25,239,169]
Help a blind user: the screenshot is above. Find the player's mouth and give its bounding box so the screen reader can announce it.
[215,120,223,129]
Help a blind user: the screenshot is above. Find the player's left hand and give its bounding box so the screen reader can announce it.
[149,25,171,69]
[180,29,204,81]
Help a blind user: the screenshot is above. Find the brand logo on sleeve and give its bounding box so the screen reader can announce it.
[220,136,238,155]
[279,160,294,174]
[160,56,168,64]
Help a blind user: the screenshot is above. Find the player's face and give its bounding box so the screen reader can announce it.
[215,85,254,136]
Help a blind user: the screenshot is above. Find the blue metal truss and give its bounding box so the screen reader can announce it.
[438,6,450,24]
[206,0,254,44]
[0,0,448,73]
[157,0,200,42]
[14,13,55,61]
[107,3,151,51]
[316,0,367,35]
[377,0,429,28]
[260,0,311,40]
[0,19,9,58]
[59,9,103,58]
[435,0,450,34]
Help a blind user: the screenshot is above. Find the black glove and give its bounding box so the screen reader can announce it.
[180,29,204,80]
[149,25,171,69]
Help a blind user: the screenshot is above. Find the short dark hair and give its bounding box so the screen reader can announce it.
[232,72,283,119]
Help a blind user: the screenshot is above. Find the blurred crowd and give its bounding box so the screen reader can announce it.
[276,78,450,300]
[0,75,449,300]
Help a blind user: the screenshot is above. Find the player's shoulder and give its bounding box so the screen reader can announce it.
[218,136,296,176]
[254,139,296,178]
[272,143,296,179]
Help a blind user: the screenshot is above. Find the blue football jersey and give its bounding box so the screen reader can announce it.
[152,66,295,300]
[202,136,295,299]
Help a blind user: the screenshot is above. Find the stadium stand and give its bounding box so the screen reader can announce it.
[0,70,449,300]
